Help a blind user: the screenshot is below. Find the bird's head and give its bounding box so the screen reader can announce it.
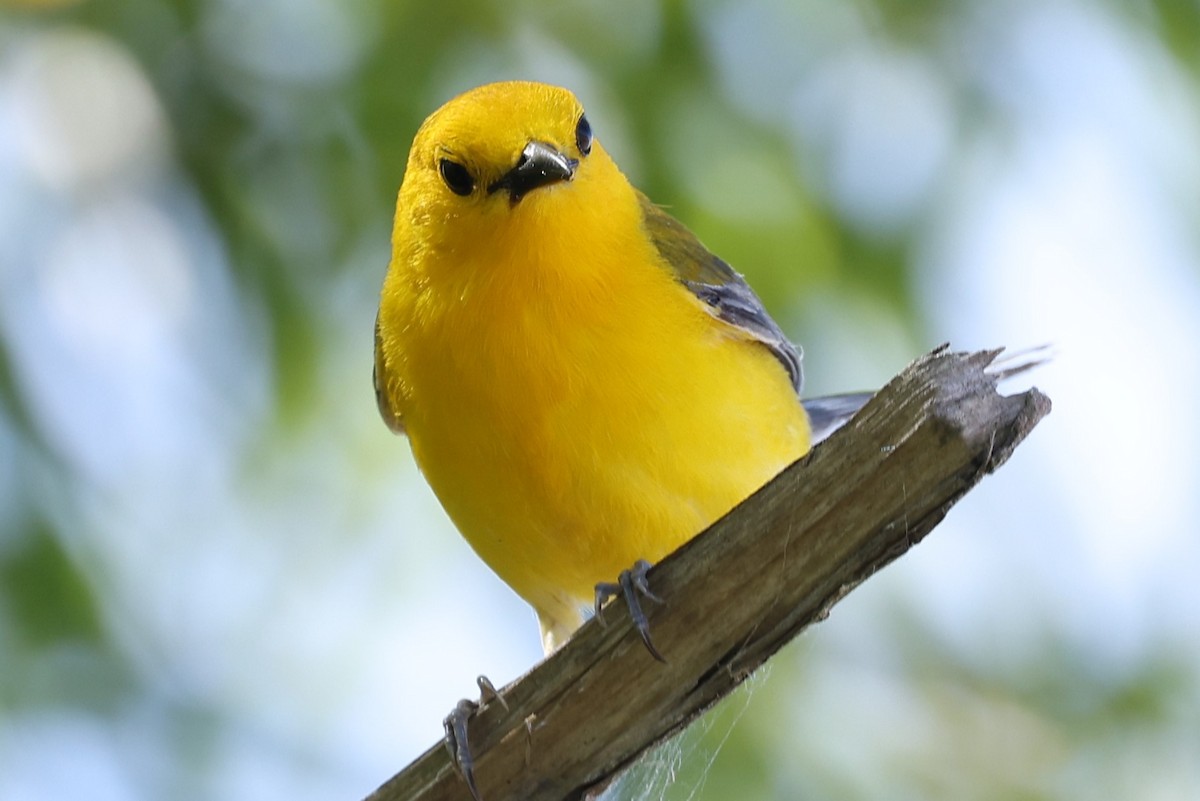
[395,82,625,259]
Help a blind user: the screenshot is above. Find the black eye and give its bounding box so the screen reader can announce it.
[575,114,593,156]
[439,159,475,196]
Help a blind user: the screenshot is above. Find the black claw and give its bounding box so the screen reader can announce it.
[444,699,482,801]
[442,676,508,801]
[476,675,508,711]
[625,559,663,605]
[594,559,667,663]
[593,583,615,624]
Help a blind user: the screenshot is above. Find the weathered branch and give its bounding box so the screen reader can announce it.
[366,345,1052,801]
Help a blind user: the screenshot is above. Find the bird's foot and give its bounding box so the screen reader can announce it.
[443,675,508,801]
[594,559,666,662]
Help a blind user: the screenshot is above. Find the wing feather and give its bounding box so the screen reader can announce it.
[374,314,406,435]
[637,193,803,394]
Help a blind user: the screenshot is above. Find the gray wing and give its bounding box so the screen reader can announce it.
[637,192,803,394]
[374,313,406,435]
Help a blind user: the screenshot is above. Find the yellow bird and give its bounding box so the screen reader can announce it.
[375,81,860,656]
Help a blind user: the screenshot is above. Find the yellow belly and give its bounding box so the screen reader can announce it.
[397,269,810,633]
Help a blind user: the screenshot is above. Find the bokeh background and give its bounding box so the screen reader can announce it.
[2,0,1199,799]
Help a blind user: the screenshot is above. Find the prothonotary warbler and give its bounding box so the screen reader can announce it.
[374,81,867,657]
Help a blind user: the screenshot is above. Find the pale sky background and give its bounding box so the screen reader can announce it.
[1,1,1198,799]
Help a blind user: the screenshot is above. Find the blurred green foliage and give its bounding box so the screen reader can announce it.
[2,1,1199,800]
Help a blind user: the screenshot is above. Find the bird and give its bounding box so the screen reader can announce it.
[373,80,875,799]
[375,81,868,660]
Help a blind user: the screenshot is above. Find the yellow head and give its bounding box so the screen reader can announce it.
[391,81,633,279]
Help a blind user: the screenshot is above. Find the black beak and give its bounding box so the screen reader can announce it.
[489,141,578,202]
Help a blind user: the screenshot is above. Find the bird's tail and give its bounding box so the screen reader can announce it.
[803,344,1053,446]
[984,343,1055,381]
[803,392,875,445]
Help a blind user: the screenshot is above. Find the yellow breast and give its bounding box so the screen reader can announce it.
[377,145,810,627]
